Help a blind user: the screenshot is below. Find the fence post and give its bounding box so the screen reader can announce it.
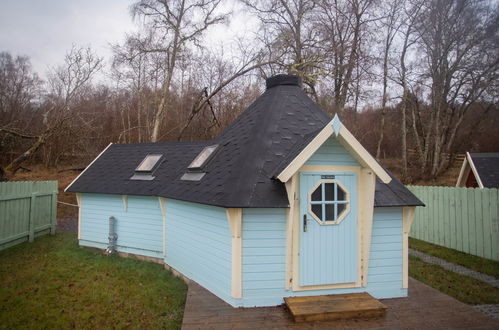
[50,184,57,235]
[28,194,36,242]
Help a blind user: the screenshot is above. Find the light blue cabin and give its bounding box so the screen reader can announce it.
[66,74,423,308]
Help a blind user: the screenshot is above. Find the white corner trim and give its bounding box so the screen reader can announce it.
[402,206,416,289]
[158,197,167,257]
[64,143,113,192]
[226,208,243,299]
[284,174,298,290]
[276,119,391,184]
[359,168,376,287]
[456,153,470,187]
[467,152,484,188]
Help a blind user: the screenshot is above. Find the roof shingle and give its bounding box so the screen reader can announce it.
[67,74,423,208]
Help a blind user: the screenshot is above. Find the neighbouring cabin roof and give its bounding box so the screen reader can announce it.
[469,153,499,188]
[66,74,423,208]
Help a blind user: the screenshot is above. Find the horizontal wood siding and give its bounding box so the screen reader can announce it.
[242,208,287,299]
[80,193,163,258]
[0,181,57,250]
[408,186,499,261]
[165,199,232,303]
[369,208,403,288]
[239,207,404,307]
[305,136,359,166]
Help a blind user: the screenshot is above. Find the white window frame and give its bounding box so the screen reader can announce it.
[307,179,350,225]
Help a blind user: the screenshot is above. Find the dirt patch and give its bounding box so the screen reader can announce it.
[57,218,78,233]
[11,165,80,219]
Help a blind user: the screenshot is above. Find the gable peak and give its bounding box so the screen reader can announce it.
[332,114,342,137]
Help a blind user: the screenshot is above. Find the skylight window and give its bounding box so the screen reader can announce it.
[188,145,218,170]
[135,154,162,172]
[131,154,163,180]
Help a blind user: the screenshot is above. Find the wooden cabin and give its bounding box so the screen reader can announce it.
[66,74,423,307]
[456,152,499,188]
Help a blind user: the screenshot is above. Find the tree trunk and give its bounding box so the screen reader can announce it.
[376,33,390,159]
[4,134,47,177]
[400,89,408,179]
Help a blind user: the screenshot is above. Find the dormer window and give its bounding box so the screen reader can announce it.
[188,145,218,171]
[131,154,163,180]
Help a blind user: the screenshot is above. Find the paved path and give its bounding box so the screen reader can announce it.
[409,248,499,320]
[182,278,499,329]
[475,305,499,320]
[409,249,499,288]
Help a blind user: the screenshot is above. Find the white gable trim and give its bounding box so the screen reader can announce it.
[64,143,113,192]
[277,117,391,184]
[456,152,484,188]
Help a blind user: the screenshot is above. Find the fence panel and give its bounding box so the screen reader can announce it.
[0,181,58,250]
[408,185,499,261]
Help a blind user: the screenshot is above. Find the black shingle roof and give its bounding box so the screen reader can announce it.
[67,74,423,208]
[470,153,499,188]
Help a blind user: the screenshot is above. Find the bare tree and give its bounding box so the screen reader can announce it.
[415,0,498,177]
[0,52,42,132]
[396,1,423,179]
[177,50,271,140]
[130,0,228,142]
[1,46,102,178]
[317,0,378,114]
[375,0,403,159]
[112,35,149,143]
[242,0,321,98]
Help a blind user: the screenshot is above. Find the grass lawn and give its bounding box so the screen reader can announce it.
[409,237,499,278]
[0,233,187,329]
[409,255,499,305]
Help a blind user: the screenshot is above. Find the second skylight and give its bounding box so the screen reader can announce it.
[188,145,218,170]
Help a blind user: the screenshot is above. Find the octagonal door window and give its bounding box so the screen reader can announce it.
[309,181,349,224]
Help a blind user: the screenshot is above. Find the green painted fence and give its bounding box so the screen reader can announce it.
[0,181,58,250]
[408,185,499,261]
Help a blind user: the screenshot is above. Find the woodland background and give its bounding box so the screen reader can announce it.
[1,0,498,185]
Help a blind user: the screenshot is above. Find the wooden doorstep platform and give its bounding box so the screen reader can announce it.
[284,292,387,323]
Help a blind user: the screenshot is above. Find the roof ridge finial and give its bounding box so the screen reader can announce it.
[331,114,342,137]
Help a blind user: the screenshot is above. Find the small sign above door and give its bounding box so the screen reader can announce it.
[321,175,335,179]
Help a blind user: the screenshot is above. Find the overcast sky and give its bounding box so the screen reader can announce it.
[0,0,137,77]
[0,0,254,80]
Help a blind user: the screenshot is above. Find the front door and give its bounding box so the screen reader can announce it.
[299,172,358,286]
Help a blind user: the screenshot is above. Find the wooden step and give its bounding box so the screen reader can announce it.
[284,292,387,323]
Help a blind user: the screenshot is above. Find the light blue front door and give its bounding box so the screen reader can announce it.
[299,172,358,286]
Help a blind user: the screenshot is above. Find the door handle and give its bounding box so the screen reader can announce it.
[303,214,308,232]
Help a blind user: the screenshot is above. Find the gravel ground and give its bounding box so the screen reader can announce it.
[474,304,499,320]
[409,248,499,288]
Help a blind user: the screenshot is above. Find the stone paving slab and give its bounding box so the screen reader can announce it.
[182,278,499,329]
[409,248,499,288]
[474,305,499,320]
